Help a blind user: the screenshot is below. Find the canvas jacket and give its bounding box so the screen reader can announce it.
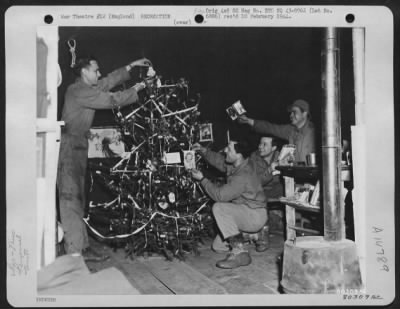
[248,151,283,199]
[58,67,140,194]
[62,67,139,137]
[252,119,316,162]
[200,150,266,209]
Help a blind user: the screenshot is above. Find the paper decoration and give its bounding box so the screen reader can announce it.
[183,150,196,170]
[278,144,296,165]
[88,127,125,158]
[226,100,246,120]
[199,123,213,142]
[164,152,182,164]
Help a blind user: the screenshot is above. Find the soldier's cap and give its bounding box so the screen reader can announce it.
[287,99,310,113]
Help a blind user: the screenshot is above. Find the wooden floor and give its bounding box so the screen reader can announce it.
[86,230,285,295]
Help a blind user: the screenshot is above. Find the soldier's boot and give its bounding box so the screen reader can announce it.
[216,234,251,269]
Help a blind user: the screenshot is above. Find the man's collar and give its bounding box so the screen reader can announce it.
[231,158,248,173]
[296,119,312,132]
[76,77,85,85]
[233,158,249,171]
[76,77,96,88]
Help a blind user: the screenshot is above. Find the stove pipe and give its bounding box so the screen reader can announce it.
[321,28,344,241]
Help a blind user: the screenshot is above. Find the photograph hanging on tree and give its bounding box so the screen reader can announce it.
[183,150,196,170]
[199,123,213,142]
[87,127,126,158]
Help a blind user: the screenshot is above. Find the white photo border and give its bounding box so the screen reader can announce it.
[5,5,396,307]
[199,123,214,142]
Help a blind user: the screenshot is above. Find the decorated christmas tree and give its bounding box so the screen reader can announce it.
[86,69,215,260]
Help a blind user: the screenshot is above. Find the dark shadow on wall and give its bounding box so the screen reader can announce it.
[58,27,354,151]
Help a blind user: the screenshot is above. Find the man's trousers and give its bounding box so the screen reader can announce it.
[212,202,267,240]
[57,134,89,254]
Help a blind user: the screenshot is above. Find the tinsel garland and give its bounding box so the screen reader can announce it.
[86,73,216,260]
